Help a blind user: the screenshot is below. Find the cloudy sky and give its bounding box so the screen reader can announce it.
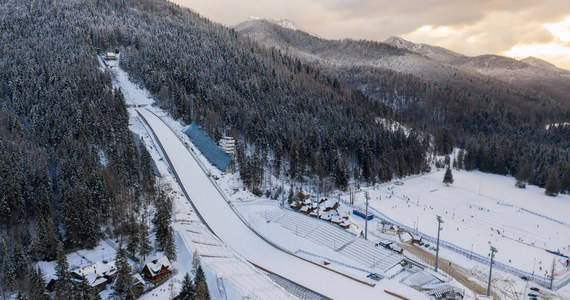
[171,0,570,69]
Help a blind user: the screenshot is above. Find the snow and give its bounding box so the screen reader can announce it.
[244,17,319,37]
[104,57,296,300]
[344,169,570,286]
[136,108,428,300]
[98,57,153,106]
[36,239,118,282]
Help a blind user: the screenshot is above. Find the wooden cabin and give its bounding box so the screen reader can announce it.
[141,256,173,283]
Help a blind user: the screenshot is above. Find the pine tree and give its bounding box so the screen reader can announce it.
[560,168,569,194]
[457,149,464,170]
[153,191,173,251]
[164,226,177,261]
[139,140,156,197]
[127,216,140,258]
[54,243,73,300]
[545,168,559,196]
[138,216,152,261]
[114,245,133,297]
[194,264,207,289]
[196,282,211,300]
[178,273,196,300]
[28,267,49,300]
[515,162,527,188]
[443,167,454,186]
[2,253,16,291]
[75,277,101,300]
[192,251,201,277]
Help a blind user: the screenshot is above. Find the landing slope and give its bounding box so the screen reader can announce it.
[136,108,427,300]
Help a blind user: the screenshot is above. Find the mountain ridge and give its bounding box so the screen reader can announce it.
[235,18,570,108]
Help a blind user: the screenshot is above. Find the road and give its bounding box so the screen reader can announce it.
[136,108,428,300]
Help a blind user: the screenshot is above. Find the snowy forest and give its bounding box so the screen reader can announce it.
[236,20,570,194]
[109,1,430,187]
[0,0,569,297]
[0,0,166,297]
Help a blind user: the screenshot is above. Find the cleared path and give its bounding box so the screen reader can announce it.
[137,108,427,300]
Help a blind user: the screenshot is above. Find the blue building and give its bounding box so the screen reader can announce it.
[184,122,232,171]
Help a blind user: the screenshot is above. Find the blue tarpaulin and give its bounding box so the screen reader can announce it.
[184,122,232,171]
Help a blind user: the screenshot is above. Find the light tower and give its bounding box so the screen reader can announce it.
[435,215,444,272]
[487,246,498,297]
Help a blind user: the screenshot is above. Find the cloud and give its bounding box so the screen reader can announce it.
[170,0,570,69]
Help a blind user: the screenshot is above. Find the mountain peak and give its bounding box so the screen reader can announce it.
[520,56,569,73]
[236,17,318,37]
[248,17,305,31]
[385,36,464,62]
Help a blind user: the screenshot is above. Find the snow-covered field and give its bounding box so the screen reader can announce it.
[345,169,570,278]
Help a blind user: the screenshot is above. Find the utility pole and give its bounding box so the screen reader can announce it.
[435,215,444,272]
[365,191,370,240]
[487,246,498,297]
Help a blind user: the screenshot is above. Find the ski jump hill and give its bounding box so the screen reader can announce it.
[136,108,426,300]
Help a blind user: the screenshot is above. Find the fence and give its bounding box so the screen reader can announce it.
[344,200,570,290]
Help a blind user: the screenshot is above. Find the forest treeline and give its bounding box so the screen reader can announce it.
[327,65,570,194]
[237,20,570,195]
[0,0,158,295]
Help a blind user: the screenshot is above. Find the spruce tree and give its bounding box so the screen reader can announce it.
[560,168,569,194]
[2,253,16,291]
[178,273,196,300]
[127,216,140,258]
[515,163,527,188]
[138,216,152,261]
[153,191,173,251]
[28,267,49,300]
[194,264,207,289]
[75,277,101,300]
[54,243,72,300]
[196,282,211,300]
[164,226,177,261]
[545,169,559,196]
[114,245,133,297]
[443,167,454,186]
[192,250,201,276]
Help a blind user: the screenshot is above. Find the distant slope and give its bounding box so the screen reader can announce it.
[235,18,570,124]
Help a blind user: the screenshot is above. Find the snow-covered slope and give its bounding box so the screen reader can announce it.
[137,108,428,300]
[521,56,570,75]
[236,19,570,94]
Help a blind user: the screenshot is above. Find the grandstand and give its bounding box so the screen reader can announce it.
[262,208,404,276]
[184,122,232,171]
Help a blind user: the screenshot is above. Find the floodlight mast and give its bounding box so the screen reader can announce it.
[435,215,443,272]
[487,246,498,297]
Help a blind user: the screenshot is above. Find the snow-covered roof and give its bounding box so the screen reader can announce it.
[319,212,332,221]
[145,256,173,277]
[133,273,144,285]
[322,199,338,209]
[71,261,115,278]
[331,215,343,223]
[106,52,116,57]
[70,260,118,287]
